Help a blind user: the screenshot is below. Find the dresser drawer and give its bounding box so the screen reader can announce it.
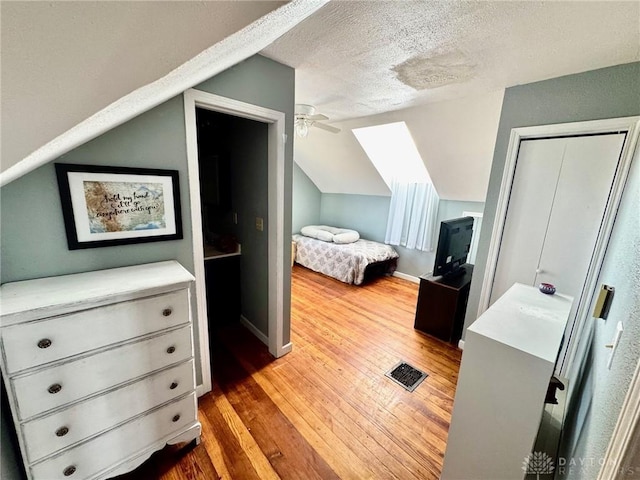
[12,326,192,420]
[21,359,195,463]
[2,289,189,375]
[29,393,197,480]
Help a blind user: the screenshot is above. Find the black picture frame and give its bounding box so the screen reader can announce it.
[55,163,183,250]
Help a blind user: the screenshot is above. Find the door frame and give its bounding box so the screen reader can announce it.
[183,89,289,396]
[477,116,640,375]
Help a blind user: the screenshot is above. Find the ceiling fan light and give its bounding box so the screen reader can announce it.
[295,119,309,138]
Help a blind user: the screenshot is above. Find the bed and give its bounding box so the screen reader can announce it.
[293,233,399,285]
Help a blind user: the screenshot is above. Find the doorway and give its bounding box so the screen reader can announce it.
[184,89,289,396]
[196,108,266,371]
[490,133,624,316]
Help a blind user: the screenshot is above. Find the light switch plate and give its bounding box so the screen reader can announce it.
[255,217,264,231]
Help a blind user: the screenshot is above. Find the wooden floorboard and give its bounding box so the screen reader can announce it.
[119,265,462,479]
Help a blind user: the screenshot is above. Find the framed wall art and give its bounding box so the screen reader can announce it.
[55,163,183,249]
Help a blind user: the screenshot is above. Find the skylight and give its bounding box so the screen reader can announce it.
[352,121,431,187]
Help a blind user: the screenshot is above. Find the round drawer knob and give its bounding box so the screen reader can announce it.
[170,382,179,390]
[37,338,52,349]
[63,465,76,476]
[56,426,69,437]
[48,383,62,394]
[166,346,176,354]
[162,308,173,317]
[172,414,181,423]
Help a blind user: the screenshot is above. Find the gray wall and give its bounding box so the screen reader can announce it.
[464,62,640,335]
[317,192,483,277]
[1,54,294,286]
[292,162,321,233]
[559,142,640,479]
[1,96,194,282]
[319,193,389,241]
[227,116,270,335]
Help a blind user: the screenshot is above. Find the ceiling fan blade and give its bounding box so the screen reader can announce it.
[307,114,328,121]
[313,122,341,134]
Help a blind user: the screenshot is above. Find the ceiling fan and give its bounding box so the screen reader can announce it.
[294,104,341,137]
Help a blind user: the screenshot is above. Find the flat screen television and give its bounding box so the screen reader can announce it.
[433,216,475,278]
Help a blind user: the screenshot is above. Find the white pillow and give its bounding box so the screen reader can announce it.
[300,225,360,244]
[333,230,360,244]
[300,225,334,242]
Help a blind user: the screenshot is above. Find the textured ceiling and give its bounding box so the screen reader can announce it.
[2,0,638,199]
[293,90,504,201]
[1,1,285,172]
[263,1,640,122]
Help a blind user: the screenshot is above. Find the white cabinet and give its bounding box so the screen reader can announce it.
[441,283,573,480]
[0,261,201,480]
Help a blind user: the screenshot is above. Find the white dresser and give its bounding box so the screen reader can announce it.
[441,283,573,480]
[0,261,201,480]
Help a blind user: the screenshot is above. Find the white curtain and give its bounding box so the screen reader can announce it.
[385,179,439,251]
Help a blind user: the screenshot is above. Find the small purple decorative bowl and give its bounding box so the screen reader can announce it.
[539,283,556,295]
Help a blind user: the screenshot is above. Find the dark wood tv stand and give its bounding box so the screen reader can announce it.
[414,264,473,343]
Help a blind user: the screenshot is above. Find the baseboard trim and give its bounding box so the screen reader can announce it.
[280,342,293,356]
[393,271,420,284]
[458,340,465,350]
[240,315,269,346]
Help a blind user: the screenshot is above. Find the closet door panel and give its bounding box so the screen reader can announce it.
[490,138,564,304]
[535,133,625,312]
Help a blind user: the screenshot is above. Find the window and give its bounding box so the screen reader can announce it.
[353,121,439,251]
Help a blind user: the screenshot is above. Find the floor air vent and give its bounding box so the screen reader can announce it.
[385,361,428,392]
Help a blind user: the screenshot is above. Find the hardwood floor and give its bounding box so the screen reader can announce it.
[118,266,462,479]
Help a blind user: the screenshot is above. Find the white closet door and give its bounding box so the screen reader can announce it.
[534,133,625,323]
[491,133,625,311]
[490,138,564,304]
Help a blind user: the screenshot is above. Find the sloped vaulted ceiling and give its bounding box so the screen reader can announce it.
[0,1,286,173]
[293,90,504,201]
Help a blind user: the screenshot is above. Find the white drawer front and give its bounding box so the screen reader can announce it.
[30,393,198,480]
[2,289,189,374]
[12,326,192,420]
[22,360,196,463]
